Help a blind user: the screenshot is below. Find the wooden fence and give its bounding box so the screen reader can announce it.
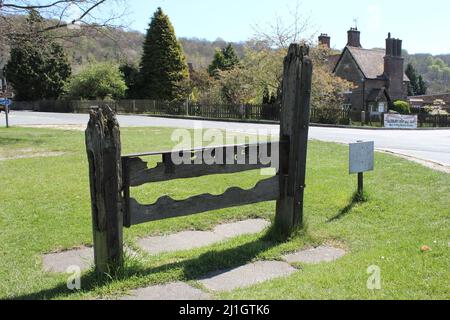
[85,44,313,273]
[417,114,450,127]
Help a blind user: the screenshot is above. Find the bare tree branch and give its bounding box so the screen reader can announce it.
[2,0,73,10]
[0,0,128,44]
[251,0,316,49]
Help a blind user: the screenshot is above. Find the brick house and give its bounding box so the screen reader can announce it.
[320,28,409,117]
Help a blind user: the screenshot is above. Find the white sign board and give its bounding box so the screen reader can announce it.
[349,141,374,174]
[384,114,418,129]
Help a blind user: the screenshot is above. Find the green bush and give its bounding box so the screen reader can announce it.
[66,62,127,100]
[391,100,411,115]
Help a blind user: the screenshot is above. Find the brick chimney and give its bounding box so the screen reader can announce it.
[318,33,331,48]
[347,27,362,47]
[384,33,405,101]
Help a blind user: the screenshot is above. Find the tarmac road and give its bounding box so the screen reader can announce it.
[3,111,450,167]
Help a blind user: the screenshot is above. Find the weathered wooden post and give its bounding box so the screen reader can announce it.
[275,44,313,237]
[85,106,124,274]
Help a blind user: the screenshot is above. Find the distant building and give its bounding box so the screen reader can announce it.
[408,93,450,111]
[320,28,409,116]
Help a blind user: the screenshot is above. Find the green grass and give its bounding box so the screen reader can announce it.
[0,127,448,300]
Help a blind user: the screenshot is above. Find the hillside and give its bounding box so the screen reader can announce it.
[404,53,450,94]
[59,28,449,94]
[1,22,448,94]
[58,28,246,73]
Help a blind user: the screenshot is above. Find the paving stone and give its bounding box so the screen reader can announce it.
[138,219,270,255]
[43,247,93,273]
[213,219,271,238]
[283,246,346,264]
[198,261,297,292]
[42,246,137,273]
[139,231,222,254]
[121,282,211,300]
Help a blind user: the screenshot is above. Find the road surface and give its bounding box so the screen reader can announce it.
[3,111,450,167]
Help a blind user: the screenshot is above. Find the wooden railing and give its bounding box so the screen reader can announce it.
[85,44,313,274]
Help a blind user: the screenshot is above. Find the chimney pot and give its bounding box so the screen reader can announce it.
[318,33,331,48]
[347,27,362,47]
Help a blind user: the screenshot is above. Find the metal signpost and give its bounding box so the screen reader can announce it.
[349,141,374,195]
[0,99,12,128]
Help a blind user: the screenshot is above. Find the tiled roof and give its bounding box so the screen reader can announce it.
[347,47,409,81]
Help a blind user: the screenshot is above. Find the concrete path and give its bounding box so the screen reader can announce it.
[6,111,450,167]
[42,222,347,299]
[283,246,346,264]
[42,246,138,273]
[121,282,211,300]
[198,261,297,292]
[43,247,93,273]
[138,219,270,255]
[42,219,269,273]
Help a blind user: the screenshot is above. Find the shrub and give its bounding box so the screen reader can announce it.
[66,62,127,100]
[391,100,411,115]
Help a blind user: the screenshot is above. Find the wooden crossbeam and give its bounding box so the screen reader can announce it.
[126,176,279,226]
[123,142,279,187]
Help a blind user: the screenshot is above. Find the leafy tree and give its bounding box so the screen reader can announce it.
[66,62,127,100]
[189,68,223,105]
[219,67,255,104]
[5,10,71,100]
[208,44,240,77]
[138,7,189,101]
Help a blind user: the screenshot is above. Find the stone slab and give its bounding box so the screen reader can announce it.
[42,247,93,273]
[198,261,297,292]
[283,246,346,264]
[138,219,270,255]
[213,219,270,238]
[121,282,211,300]
[42,246,136,273]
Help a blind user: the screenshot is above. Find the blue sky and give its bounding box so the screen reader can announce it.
[121,0,449,54]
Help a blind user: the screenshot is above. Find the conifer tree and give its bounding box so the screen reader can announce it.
[405,63,427,96]
[417,75,427,95]
[405,63,419,96]
[208,43,240,77]
[138,7,189,101]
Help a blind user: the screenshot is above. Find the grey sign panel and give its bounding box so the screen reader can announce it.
[349,141,374,174]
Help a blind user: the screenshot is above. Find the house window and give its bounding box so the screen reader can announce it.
[370,102,386,113]
[370,103,378,113]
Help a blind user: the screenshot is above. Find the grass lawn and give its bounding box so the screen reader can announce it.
[0,126,448,300]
